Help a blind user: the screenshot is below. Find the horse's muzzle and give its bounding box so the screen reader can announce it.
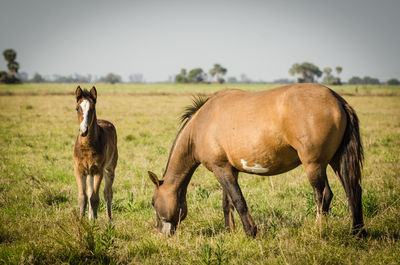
[159,221,175,236]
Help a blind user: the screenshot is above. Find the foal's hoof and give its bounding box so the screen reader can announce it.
[353,228,367,238]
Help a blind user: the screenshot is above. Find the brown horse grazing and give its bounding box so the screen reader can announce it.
[73,86,118,220]
[148,83,365,237]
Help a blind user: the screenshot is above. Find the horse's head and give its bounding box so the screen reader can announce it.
[148,171,187,236]
[75,86,97,137]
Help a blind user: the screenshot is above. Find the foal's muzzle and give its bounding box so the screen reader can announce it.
[79,129,88,137]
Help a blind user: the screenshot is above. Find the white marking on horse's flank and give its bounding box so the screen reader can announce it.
[80,100,90,132]
[240,159,269,173]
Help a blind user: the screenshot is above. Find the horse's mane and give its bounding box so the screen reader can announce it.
[179,95,209,125]
[162,95,209,178]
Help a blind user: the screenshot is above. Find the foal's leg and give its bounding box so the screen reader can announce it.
[103,169,114,221]
[74,166,87,217]
[88,173,102,220]
[214,166,257,237]
[87,175,94,220]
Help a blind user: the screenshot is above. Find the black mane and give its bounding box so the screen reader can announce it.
[162,95,209,178]
[179,95,209,125]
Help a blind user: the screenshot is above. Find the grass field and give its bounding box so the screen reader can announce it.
[0,83,399,264]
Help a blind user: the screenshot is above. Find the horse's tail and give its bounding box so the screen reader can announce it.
[330,89,365,234]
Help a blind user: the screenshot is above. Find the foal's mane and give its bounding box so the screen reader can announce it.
[162,95,209,178]
[77,89,96,103]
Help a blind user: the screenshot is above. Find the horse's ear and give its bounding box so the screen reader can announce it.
[148,171,161,187]
[75,86,82,102]
[90,86,97,103]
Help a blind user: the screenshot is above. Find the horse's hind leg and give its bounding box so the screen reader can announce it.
[330,159,365,236]
[104,169,114,221]
[304,163,332,218]
[223,188,235,231]
[214,165,257,237]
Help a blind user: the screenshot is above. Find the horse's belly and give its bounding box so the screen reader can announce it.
[229,144,301,176]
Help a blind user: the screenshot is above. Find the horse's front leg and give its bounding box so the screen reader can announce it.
[214,165,257,237]
[74,165,87,217]
[88,172,103,220]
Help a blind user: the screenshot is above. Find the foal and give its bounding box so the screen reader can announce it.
[73,86,118,220]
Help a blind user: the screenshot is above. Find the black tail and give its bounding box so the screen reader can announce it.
[330,90,365,235]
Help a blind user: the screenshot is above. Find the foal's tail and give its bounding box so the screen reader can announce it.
[330,89,365,234]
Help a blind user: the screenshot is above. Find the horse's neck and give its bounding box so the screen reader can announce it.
[163,124,198,194]
[79,112,99,147]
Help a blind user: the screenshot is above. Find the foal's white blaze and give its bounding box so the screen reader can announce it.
[240,159,269,173]
[79,100,90,134]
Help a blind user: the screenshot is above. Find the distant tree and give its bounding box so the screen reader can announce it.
[362,76,380,85]
[52,73,92,83]
[272,78,294,84]
[323,67,332,76]
[175,68,188,83]
[387,78,400,85]
[335,66,342,75]
[31,73,45,83]
[3,49,16,63]
[1,49,21,83]
[128,73,144,83]
[348,76,363,84]
[188,68,205,83]
[99,73,121,84]
[17,72,29,82]
[289,62,322,83]
[348,76,380,85]
[0,71,7,83]
[209,64,227,84]
[322,67,333,84]
[7,61,19,73]
[334,66,343,85]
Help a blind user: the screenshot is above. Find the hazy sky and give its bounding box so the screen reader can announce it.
[1,0,399,82]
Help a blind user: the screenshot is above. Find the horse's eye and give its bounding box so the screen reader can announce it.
[151,198,155,206]
[76,107,79,111]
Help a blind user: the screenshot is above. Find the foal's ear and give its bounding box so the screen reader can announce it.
[148,171,162,187]
[90,86,97,103]
[75,86,82,101]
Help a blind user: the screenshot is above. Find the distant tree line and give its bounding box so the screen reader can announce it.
[1,48,398,85]
[175,64,227,84]
[22,72,146,84]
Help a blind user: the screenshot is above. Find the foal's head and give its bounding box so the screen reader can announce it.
[148,171,188,236]
[75,86,97,137]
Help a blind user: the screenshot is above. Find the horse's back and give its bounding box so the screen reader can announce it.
[193,84,347,175]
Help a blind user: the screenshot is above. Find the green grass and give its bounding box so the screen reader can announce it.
[0,84,399,264]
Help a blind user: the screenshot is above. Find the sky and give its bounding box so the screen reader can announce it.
[0,0,399,82]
